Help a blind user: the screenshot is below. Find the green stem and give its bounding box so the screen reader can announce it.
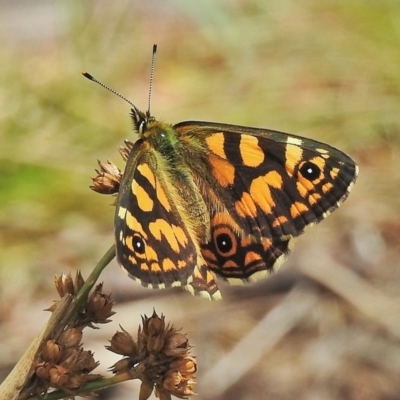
[29,370,141,400]
[75,244,116,304]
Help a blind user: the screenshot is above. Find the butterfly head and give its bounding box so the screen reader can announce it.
[130,106,156,136]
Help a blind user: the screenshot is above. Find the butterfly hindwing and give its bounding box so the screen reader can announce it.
[200,211,291,280]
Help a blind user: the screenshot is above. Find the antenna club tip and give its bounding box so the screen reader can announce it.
[82,72,94,80]
[152,44,158,52]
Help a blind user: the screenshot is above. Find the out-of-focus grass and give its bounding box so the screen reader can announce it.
[1,1,400,398]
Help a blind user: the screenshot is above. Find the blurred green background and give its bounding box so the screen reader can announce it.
[1,1,400,399]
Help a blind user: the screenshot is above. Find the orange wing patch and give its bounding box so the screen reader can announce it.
[285,143,304,176]
[132,180,154,212]
[148,219,189,252]
[205,132,226,159]
[290,202,309,218]
[235,192,258,219]
[239,135,265,167]
[137,163,156,188]
[208,155,236,188]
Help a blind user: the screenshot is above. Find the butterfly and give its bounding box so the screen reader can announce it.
[86,49,358,300]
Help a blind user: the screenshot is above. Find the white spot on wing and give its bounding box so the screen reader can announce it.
[118,206,128,219]
[286,137,303,145]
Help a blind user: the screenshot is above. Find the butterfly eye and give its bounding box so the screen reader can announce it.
[299,161,321,181]
[132,234,146,254]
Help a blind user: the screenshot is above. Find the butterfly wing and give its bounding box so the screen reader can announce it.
[175,121,358,280]
[115,139,220,298]
[200,210,292,280]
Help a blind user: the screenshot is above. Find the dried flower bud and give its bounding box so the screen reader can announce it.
[137,325,147,354]
[107,328,138,356]
[147,313,166,337]
[58,328,82,349]
[91,159,122,194]
[169,355,197,377]
[61,348,98,377]
[145,312,167,353]
[163,332,189,357]
[55,273,74,298]
[79,350,98,373]
[147,334,165,354]
[86,283,115,323]
[74,271,85,293]
[49,365,70,388]
[162,370,196,398]
[35,362,50,380]
[41,340,62,363]
[119,146,130,161]
[61,348,81,374]
[163,370,182,391]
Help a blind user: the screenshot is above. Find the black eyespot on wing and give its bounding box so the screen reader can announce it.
[133,234,146,254]
[299,161,321,181]
[216,232,233,254]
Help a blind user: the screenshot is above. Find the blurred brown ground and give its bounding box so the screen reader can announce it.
[0,1,399,399]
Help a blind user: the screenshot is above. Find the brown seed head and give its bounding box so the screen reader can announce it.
[91,159,122,194]
[145,312,167,353]
[119,146,130,161]
[61,348,82,374]
[86,283,115,323]
[74,271,85,293]
[148,313,166,337]
[49,365,70,388]
[35,362,50,380]
[108,328,138,356]
[41,340,62,364]
[58,328,83,349]
[169,355,197,377]
[163,331,189,357]
[79,350,98,372]
[54,273,74,298]
[162,370,196,398]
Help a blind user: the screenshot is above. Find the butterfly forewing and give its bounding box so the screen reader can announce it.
[175,121,357,240]
[115,140,198,290]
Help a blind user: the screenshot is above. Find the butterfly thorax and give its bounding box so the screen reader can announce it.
[125,118,211,243]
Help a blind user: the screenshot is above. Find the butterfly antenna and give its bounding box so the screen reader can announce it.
[147,44,157,117]
[82,72,139,111]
